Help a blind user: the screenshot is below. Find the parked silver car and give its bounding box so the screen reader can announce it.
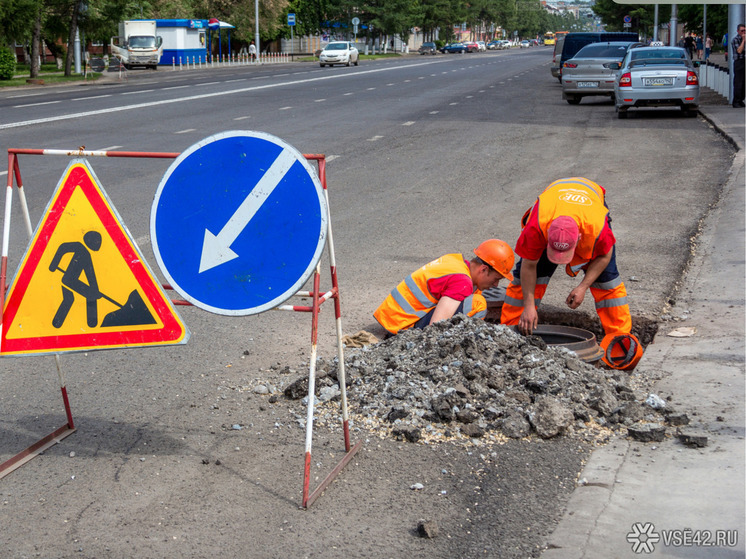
[561,41,641,104]
[319,41,359,67]
[611,46,700,119]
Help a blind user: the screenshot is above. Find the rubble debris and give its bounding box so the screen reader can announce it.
[282,316,679,445]
[665,413,690,426]
[645,394,667,410]
[677,432,708,448]
[416,519,439,539]
[627,423,667,442]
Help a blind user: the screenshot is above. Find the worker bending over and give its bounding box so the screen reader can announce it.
[374,240,515,335]
[500,177,641,369]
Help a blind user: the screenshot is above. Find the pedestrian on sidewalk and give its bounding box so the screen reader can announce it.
[732,24,745,108]
[696,34,703,60]
[374,240,514,335]
[249,40,257,62]
[705,34,712,60]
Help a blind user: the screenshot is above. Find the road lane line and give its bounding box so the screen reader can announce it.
[1,59,458,130]
[71,94,112,101]
[13,100,61,108]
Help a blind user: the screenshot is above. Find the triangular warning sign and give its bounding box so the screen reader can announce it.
[1,159,189,356]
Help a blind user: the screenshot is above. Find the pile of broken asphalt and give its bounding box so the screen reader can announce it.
[281,316,688,447]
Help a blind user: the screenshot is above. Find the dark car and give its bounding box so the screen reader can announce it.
[557,32,640,81]
[418,42,437,55]
[441,43,468,54]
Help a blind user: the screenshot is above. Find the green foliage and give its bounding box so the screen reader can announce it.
[0,47,16,80]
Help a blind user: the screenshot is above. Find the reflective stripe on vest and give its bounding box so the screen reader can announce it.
[373,253,477,333]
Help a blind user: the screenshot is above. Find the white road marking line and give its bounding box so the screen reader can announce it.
[367,135,384,142]
[175,128,196,134]
[7,92,46,99]
[429,111,439,114]
[1,59,453,130]
[326,155,340,162]
[402,121,415,126]
[367,87,376,90]
[163,85,189,90]
[315,98,326,102]
[279,106,292,110]
[344,92,353,95]
[71,94,112,101]
[122,89,154,95]
[13,100,61,108]
[226,78,246,82]
[195,81,220,86]
[449,102,458,105]
[233,116,251,120]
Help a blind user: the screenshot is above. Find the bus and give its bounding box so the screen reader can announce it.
[544,32,555,46]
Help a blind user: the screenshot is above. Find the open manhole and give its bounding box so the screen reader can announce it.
[510,324,603,364]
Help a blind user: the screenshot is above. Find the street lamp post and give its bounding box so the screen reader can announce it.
[255,0,260,58]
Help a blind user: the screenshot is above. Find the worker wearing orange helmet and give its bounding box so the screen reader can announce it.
[374,239,515,335]
[500,178,640,369]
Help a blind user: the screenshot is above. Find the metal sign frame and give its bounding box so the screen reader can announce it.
[0,147,361,509]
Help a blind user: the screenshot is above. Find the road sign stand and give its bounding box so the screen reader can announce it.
[0,148,181,479]
[1,147,360,509]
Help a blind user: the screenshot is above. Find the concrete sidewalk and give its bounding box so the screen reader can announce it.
[543,102,746,556]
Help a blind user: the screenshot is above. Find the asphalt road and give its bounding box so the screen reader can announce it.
[0,49,736,558]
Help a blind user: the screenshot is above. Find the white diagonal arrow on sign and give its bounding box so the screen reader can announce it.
[199,149,297,273]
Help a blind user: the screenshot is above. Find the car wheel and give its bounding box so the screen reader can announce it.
[616,106,628,119]
[566,96,581,105]
[354,57,359,66]
[320,63,325,67]
[682,105,698,117]
[346,59,350,67]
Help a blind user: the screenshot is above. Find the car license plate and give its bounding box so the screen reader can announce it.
[577,82,599,88]
[644,77,674,86]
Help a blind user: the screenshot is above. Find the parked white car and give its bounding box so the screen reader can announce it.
[319,41,359,67]
[477,41,487,52]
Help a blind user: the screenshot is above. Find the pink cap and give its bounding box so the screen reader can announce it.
[546,216,579,265]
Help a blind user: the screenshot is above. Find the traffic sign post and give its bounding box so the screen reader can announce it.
[0,147,184,479]
[287,13,295,57]
[151,132,359,508]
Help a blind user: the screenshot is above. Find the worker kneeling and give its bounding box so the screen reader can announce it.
[374,240,515,335]
[499,177,642,370]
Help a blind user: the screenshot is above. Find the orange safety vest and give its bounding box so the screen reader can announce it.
[533,178,609,268]
[374,254,486,334]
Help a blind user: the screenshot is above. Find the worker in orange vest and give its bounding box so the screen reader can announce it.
[374,239,515,335]
[500,178,642,369]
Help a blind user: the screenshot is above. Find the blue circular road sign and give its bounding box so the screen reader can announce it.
[151,131,328,315]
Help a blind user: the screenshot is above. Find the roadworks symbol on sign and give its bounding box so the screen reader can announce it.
[1,159,189,356]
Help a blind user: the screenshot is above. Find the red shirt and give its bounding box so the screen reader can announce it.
[426,258,474,301]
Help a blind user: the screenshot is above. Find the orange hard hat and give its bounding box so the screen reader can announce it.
[474,239,515,281]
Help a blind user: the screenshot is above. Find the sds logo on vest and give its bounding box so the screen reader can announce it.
[558,189,592,206]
